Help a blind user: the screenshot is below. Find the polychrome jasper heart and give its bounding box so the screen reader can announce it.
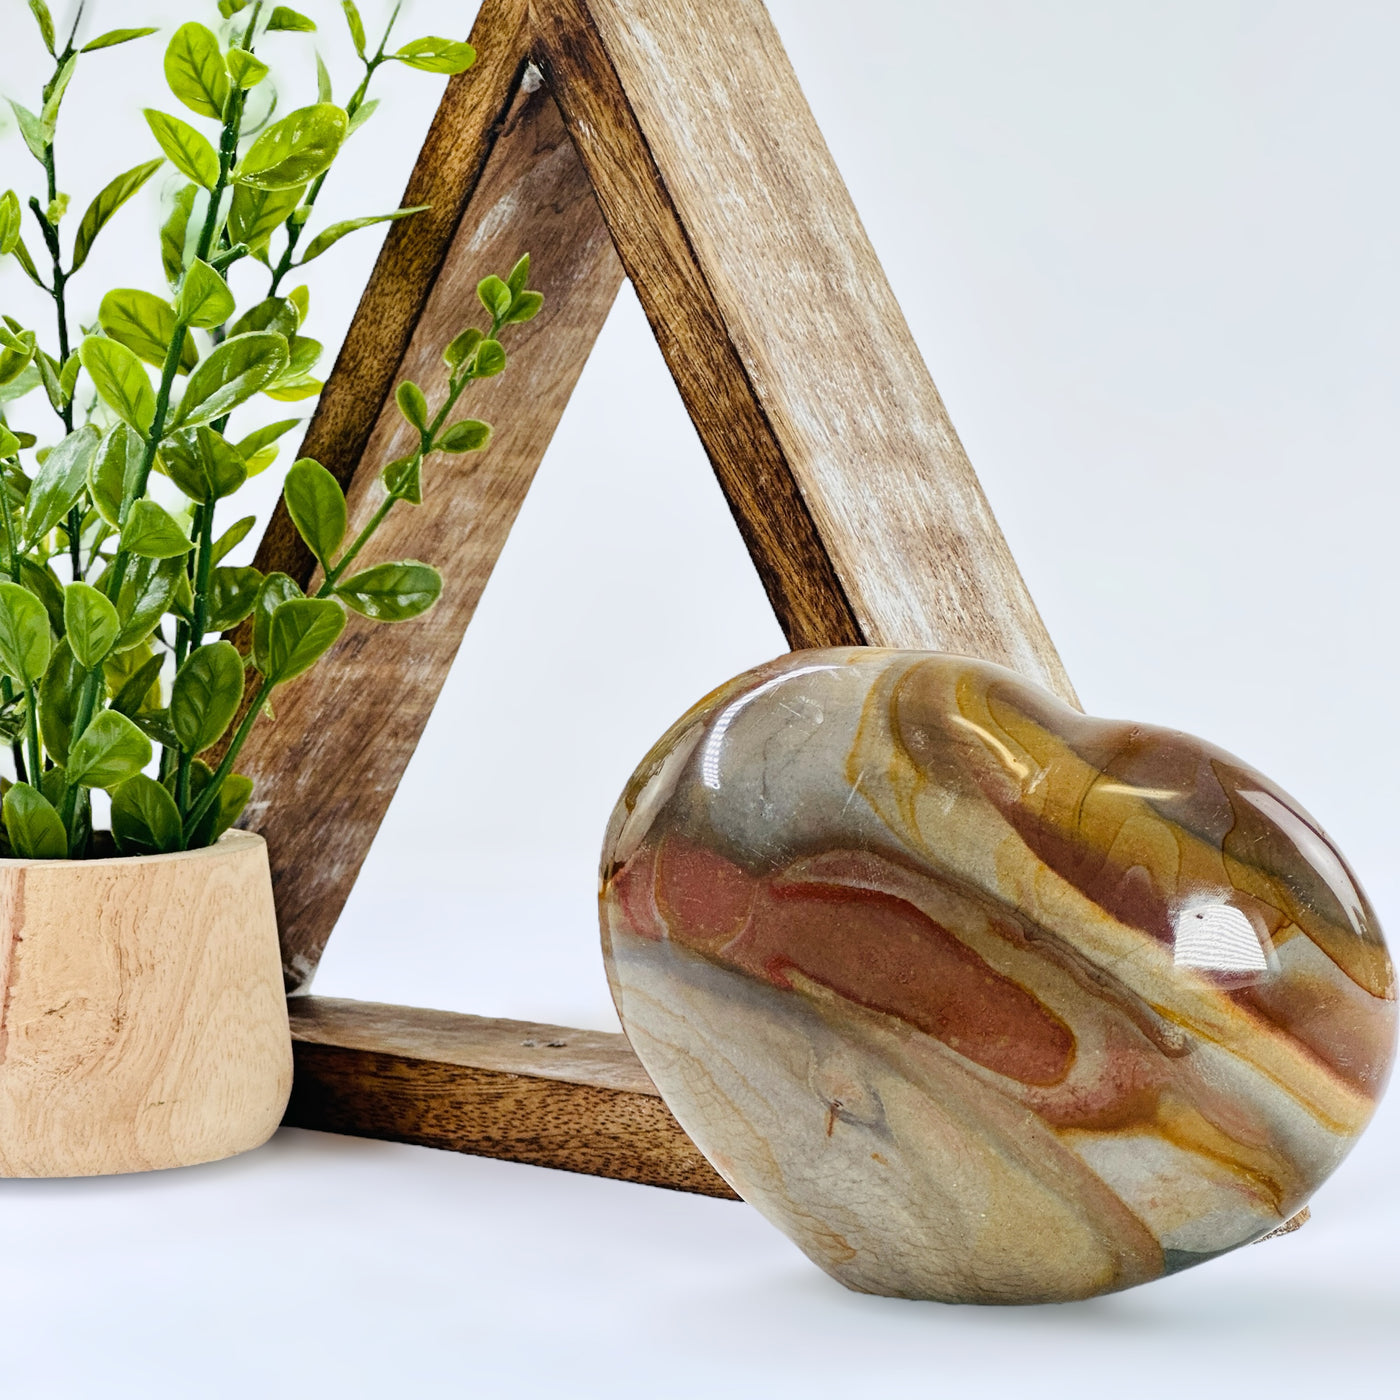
[599,649,1396,1304]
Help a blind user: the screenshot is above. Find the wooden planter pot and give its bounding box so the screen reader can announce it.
[0,831,291,1178]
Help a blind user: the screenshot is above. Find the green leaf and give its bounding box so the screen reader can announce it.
[66,709,152,790]
[131,707,180,749]
[35,349,67,414]
[395,380,428,432]
[58,350,80,401]
[39,54,77,144]
[19,557,64,639]
[159,184,198,286]
[392,37,477,75]
[315,51,334,103]
[477,275,511,320]
[268,7,317,33]
[108,650,164,717]
[283,335,322,379]
[208,771,252,840]
[0,189,21,255]
[381,453,421,504]
[2,783,66,859]
[89,424,144,528]
[171,332,290,429]
[228,183,305,252]
[0,325,36,386]
[504,290,544,325]
[226,48,269,90]
[473,340,506,378]
[7,234,44,288]
[0,365,40,406]
[7,100,46,164]
[263,376,321,402]
[82,26,159,53]
[177,760,252,848]
[63,582,120,669]
[113,556,182,651]
[347,98,378,135]
[28,0,55,54]
[23,424,99,546]
[111,774,182,855]
[251,572,304,674]
[506,254,530,295]
[234,418,302,460]
[144,110,221,189]
[342,0,366,56]
[298,205,428,264]
[80,337,156,431]
[236,104,348,191]
[265,597,345,685]
[0,581,53,686]
[160,425,248,504]
[283,457,346,568]
[212,515,258,564]
[229,298,299,338]
[176,258,236,329]
[98,288,198,372]
[119,500,192,559]
[437,419,491,453]
[171,641,244,753]
[242,443,278,475]
[38,638,83,764]
[336,561,442,622]
[207,565,263,630]
[71,157,163,271]
[165,23,230,121]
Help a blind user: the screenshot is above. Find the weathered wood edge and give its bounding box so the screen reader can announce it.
[236,58,626,989]
[531,0,864,652]
[284,996,739,1199]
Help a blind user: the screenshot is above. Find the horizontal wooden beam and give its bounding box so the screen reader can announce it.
[283,996,738,1198]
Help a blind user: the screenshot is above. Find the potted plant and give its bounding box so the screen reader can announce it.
[0,0,541,1175]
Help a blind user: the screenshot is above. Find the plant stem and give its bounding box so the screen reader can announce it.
[59,669,99,844]
[180,676,271,844]
[0,466,24,777]
[174,501,217,816]
[267,4,400,295]
[316,341,493,594]
[22,682,41,797]
[317,492,395,595]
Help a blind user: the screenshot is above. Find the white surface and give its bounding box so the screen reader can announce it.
[2,2,1398,1395]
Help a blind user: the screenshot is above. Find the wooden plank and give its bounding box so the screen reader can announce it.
[284,997,739,1198]
[237,57,626,990]
[236,0,1075,993]
[535,0,1076,701]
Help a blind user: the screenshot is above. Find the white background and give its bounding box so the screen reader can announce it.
[1,2,1397,1395]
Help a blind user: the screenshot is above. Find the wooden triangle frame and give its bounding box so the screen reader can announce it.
[254,0,1074,1193]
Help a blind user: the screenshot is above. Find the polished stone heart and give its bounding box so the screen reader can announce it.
[599,649,1396,1304]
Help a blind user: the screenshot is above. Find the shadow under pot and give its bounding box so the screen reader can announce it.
[0,830,291,1177]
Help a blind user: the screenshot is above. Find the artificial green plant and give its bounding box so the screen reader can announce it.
[0,1,542,858]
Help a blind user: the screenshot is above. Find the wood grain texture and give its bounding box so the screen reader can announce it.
[534,0,1076,701]
[238,0,1074,994]
[0,834,290,1177]
[284,997,739,1197]
[238,72,625,991]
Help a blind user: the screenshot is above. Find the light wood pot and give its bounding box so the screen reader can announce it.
[0,831,291,1177]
